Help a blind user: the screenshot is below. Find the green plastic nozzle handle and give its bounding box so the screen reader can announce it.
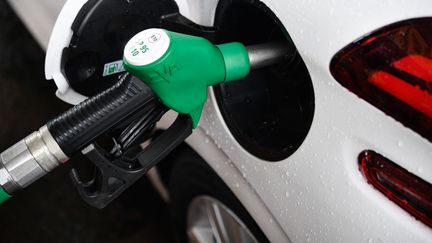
[0,187,11,204]
[123,29,250,127]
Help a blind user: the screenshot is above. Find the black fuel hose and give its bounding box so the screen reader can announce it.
[47,74,159,156]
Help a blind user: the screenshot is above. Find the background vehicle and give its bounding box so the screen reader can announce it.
[7,0,432,242]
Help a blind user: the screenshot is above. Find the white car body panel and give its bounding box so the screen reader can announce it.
[173,1,432,241]
[8,0,432,242]
[175,0,219,27]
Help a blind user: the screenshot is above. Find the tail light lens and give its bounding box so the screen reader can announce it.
[359,150,432,228]
[330,18,432,142]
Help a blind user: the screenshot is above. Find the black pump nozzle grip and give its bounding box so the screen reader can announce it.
[47,74,157,156]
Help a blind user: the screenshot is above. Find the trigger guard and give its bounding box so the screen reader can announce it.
[70,114,193,209]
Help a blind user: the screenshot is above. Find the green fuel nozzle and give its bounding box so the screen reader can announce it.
[0,28,290,206]
[123,29,251,127]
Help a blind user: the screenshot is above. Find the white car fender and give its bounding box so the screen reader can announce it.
[177,0,432,242]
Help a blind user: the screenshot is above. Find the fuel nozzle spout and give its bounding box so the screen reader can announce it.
[247,41,292,70]
[123,28,292,127]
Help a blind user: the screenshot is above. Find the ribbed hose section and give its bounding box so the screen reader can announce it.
[47,74,157,156]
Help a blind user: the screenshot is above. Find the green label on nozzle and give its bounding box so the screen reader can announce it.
[103,60,125,76]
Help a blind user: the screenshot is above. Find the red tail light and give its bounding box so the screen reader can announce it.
[359,150,432,228]
[330,18,432,142]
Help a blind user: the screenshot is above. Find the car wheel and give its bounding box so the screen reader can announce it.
[169,148,269,243]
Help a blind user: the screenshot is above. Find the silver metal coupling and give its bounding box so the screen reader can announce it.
[0,125,68,194]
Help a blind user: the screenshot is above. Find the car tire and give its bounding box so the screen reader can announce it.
[169,147,269,243]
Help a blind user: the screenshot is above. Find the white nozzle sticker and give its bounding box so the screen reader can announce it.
[124,28,170,66]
